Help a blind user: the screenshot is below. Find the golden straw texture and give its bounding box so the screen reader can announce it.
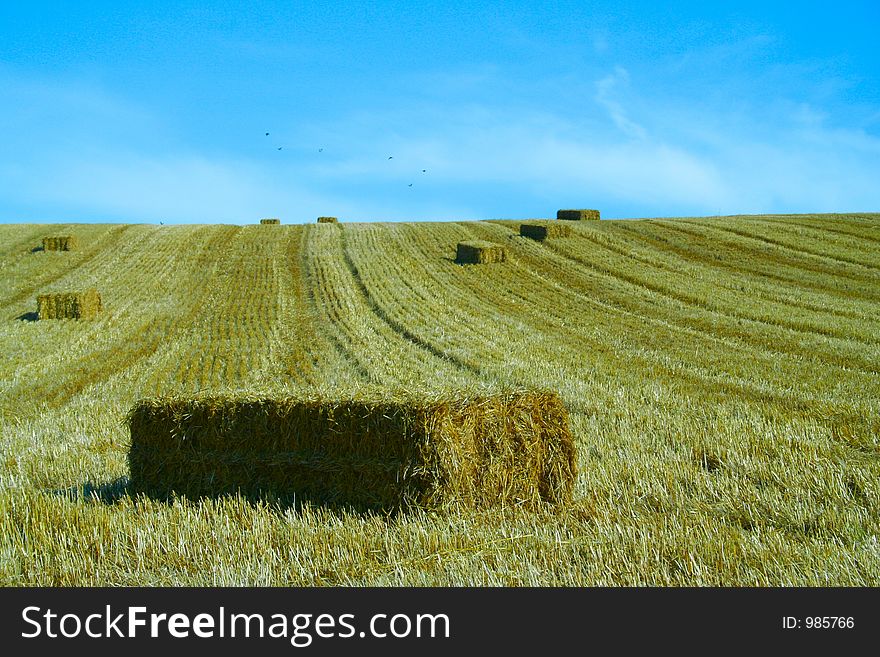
[557,209,600,221]
[36,288,102,319]
[455,240,508,264]
[42,235,78,251]
[127,391,576,510]
[520,222,573,240]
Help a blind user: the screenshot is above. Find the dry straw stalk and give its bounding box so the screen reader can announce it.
[557,209,600,221]
[520,222,573,241]
[455,240,508,264]
[37,288,102,319]
[260,218,281,225]
[42,236,78,251]
[127,391,577,510]
[317,216,339,223]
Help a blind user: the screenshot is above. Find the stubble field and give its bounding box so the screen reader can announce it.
[0,213,878,585]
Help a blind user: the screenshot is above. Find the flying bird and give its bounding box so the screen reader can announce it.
[265,132,269,136]
[277,147,283,150]
[318,148,323,152]
[408,184,413,187]
[388,156,393,160]
[422,169,426,173]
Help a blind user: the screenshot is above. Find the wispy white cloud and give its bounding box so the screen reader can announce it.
[1,151,337,223]
[1,54,879,224]
[595,66,647,141]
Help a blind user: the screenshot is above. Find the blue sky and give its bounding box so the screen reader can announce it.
[1,1,878,224]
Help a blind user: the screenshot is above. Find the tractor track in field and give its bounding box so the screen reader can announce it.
[417,223,877,420]
[677,219,880,274]
[2,224,137,314]
[743,218,880,255]
[2,226,231,409]
[458,221,880,380]
[642,220,880,299]
[620,220,880,305]
[607,221,879,324]
[471,221,880,368]
[465,220,879,353]
[775,220,880,246]
[549,232,880,347]
[300,224,388,383]
[0,225,58,257]
[527,225,879,346]
[297,225,373,384]
[565,222,878,325]
[338,226,484,380]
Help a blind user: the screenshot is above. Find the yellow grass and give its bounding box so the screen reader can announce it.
[0,213,878,585]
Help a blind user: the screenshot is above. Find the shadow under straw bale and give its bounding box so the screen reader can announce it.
[51,476,388,515]
[51,477,132,504]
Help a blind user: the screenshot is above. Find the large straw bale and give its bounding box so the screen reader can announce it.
[42,236,78,251]
[455,240,508,264]
[520,222,573,241]
[127,391,576,510]
[557,209,600,221]
[317,216,339,223]
[37,288,102,319]
[260,218,281,224]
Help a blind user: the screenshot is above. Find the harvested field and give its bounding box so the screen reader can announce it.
[1,213,879,586]
[456,240,508,264]
[557,209,600,221]
[42,235,78,251]
[36,288,102,319]
[520,222,573,240]
[127,391,575,510]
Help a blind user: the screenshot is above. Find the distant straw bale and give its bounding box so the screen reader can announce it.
[317,216,339,223]
[557,209,600,221]
[42,236,78,251]
[260,218,281,225]
[127,391,576,510]
[37,288,102,320]
[520,222,573,241]
[455,240,508,264]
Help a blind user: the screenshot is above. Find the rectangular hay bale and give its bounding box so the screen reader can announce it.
[317,216,339,223]
[455,240,508,264]
[42,235,78,251]
[520,222,573,240]
[260,218,281,224]
[127,391,577,510]
[37,288,102,319]
[557,209,600,221]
